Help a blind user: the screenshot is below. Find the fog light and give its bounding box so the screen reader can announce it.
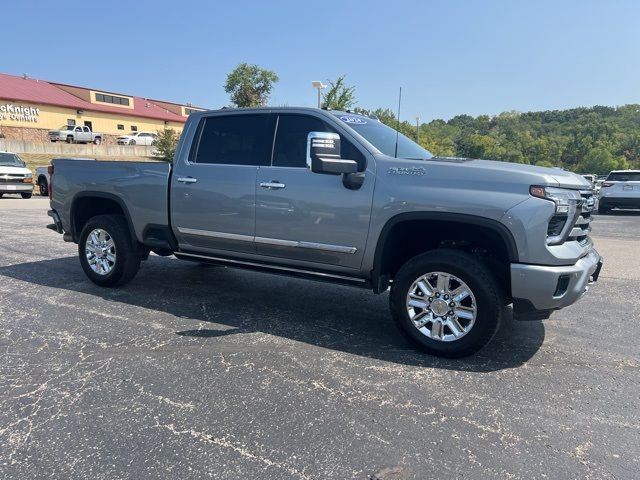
[553,275,570,297]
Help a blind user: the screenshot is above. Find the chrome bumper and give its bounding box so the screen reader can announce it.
[511,249,602,320]
[0,184,32,192]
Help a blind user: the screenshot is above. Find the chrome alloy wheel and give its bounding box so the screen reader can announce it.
[85,228,117,276]
[406,271,477,342]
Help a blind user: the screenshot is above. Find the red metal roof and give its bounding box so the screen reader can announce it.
[0,73,192,123]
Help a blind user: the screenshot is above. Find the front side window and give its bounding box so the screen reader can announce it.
[194,114,271,166]
[272,114,365,170]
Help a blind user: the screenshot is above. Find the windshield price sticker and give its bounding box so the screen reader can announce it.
[339,115,367,125]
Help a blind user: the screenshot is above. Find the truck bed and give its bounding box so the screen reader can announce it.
[50,159,171,244]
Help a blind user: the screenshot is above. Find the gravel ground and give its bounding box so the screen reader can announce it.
[1,197,638,479]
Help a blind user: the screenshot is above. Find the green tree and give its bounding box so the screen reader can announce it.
[224,63,279,108]
[152,128,178,163]
[577,147,628,175]
[322,75,356,110]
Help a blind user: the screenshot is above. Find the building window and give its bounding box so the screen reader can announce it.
[67,119,76,126]
[131,125,138,131]
[95,93,130,106]
[117,124,124,130]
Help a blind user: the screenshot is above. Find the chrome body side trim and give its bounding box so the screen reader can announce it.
[177,227,357,254]
[176,227,253,243]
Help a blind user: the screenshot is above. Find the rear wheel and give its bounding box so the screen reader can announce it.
[38,178,48,196]
[390,249,503,358]
[21,192,32,199]
[78,215,141,287]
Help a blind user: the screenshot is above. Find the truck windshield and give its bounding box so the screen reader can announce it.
[333,113,433,160]
[0,153,25,167]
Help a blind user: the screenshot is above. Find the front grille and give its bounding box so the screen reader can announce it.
[0,175,26,184]
[568,190,595,243]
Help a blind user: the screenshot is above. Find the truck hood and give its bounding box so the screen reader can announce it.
[0,166,31,175]
[456,158,591,189]
[380,156,590,190]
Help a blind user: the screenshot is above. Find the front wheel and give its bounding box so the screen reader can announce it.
[390,249,503,358]
[21,192,32,199]
[598,204,611,215]
[78,215,141,287]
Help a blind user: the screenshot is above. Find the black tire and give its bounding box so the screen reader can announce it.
[94,137,102,145]
[598,204,611,215]
[66,136,73,144]
[78,215,141,287]
[38,178,48,196]
[129,139,136,146]
[390,249,503,358]
[21,192,32,199]
[0,193,3,198]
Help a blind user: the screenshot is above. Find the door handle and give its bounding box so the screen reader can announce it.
[177,177,198,184]
[260,181,286,190]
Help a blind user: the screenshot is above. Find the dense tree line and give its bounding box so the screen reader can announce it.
[356,105,639,175]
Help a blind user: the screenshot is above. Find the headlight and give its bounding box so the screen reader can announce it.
[530,186,582,246]
[530,186,581,213]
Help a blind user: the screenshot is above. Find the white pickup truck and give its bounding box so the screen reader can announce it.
[48,125,103,145]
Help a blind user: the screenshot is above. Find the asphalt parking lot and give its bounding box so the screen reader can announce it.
[1,197,638,479]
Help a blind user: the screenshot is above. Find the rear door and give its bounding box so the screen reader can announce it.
[170,113,273,254]
[255,113,375,270]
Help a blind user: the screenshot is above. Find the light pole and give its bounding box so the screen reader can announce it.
[311,81,326,108]
[416,117,420,143]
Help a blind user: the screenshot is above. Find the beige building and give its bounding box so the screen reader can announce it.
[0,72,206,143]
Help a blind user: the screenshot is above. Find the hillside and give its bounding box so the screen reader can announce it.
[361,104,640,175]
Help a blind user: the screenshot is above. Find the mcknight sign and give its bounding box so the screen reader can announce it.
[0,103,40,122]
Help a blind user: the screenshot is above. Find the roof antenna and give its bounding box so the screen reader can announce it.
[394,87,402,158]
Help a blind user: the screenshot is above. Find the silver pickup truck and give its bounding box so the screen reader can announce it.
[47,108,602,357]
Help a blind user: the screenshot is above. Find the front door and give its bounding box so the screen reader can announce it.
[171,113,273,254]
[255,114,374,270]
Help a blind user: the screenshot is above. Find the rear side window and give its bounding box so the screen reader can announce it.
[272,114,366,170]
[194,114,271,166]
[607,172,640,181]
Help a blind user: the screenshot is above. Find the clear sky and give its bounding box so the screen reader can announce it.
[3,0,639,122]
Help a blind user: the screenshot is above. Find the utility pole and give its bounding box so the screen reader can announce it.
[311,81,326,108]
[416,117,420,143]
